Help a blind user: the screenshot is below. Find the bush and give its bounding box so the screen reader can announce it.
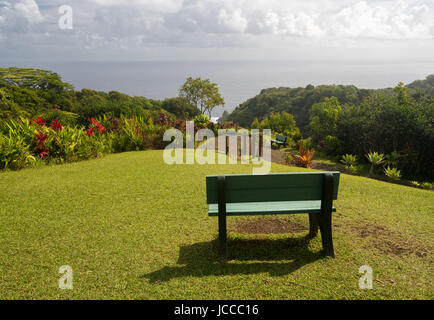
[161,97,200,119]
[384,166,401,180]
[288,141,315,168]
[366,152,385,177]
[420,182,433,190]
[0,131,36,170]
[349,165,359,174]
[341,154,357,168]
[193,114,210,129]
[40,109,80,127]
[323,135,342,155]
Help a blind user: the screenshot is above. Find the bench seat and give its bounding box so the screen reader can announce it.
[209,200,337,216]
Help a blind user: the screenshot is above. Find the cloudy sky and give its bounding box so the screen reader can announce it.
[1,0,433,62]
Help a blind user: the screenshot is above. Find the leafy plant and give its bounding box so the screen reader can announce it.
[193,114,210,129]
[384,166,401,180]
[420,182,433,190]
[288,140,315,168]
[385,151,400,167]
[349,165,359,174]
[341,154,357,169]
[366,152,385,177]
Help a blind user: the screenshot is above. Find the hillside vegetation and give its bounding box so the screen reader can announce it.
[228,75,434,134]
[0,68,199,124]
[228,76,434,181]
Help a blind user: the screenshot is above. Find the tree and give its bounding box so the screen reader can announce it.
[179,77,225,117]
[0,68,73,92]
[220,110,230,122]
[309,97,343,154]
[161,97,200,119]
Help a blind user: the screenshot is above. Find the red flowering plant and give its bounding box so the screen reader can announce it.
[35,130,50,159]
[154,113,175,128]
[85,118,107,136]
[50,119,63,132]
[30,117,46,127]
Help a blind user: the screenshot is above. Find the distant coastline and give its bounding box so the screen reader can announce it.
[3,60,433,117]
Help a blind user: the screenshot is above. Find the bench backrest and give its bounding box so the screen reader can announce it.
[275,134,287,142]
[206,172,340,204]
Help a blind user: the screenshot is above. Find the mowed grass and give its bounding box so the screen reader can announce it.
[0,150,433,300]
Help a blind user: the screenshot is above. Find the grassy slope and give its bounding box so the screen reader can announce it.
[0,150,432,299]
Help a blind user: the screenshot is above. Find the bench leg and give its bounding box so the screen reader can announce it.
[217,175,228,263]
[308,213,319,238]
[218,210,228,262]
[318,212,335,258]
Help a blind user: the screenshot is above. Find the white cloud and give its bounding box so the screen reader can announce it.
[218,8,247,33]
[0,0,44,39]
[14,0,43,23]
[329,1,432,39]
[92,0,184,13]
[1,0,433,60]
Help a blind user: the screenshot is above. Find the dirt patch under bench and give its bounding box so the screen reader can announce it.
[231,217,308,235]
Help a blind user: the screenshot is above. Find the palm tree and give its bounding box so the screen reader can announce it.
[366,152,385,177]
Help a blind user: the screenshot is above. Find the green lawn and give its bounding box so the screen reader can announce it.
[0,150,432,299]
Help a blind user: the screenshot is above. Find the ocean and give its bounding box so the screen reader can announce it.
[6,60,434,117]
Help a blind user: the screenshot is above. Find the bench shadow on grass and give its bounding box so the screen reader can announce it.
[142,235,325,283]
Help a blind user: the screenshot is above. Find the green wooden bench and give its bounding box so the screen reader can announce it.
[206,172,340,262]
[271,134,287,148]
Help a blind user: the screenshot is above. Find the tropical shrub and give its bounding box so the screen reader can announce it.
[0,131,36,170]
[193,114,210,129]
[349,165,359,174]
[341,154,357,168]
[366,152,385,177]
[384,166,401,180]
[288,141,315,168]
[420,182,433,190]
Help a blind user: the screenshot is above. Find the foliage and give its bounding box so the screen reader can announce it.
[251,111,301,147]
[384,166,401,180]
[309,97,342,146]
[179,77,225,116]
[385,151,400,167]
[161,97,200,119]
[420,182,434,190]
[0,113,184,171]
[0,129,36,170]
[228,78,434,180]
[0,68,74,92]
[366,152,385,177]
[407,74,434,96]
[220,110,230,122]
[349,165,359,175]
[338,86,434,179]
[341,154,357,168]
[193,114,210,129]
[228,84,370,134]
[0,68,165,123]
[288,141,315,168]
